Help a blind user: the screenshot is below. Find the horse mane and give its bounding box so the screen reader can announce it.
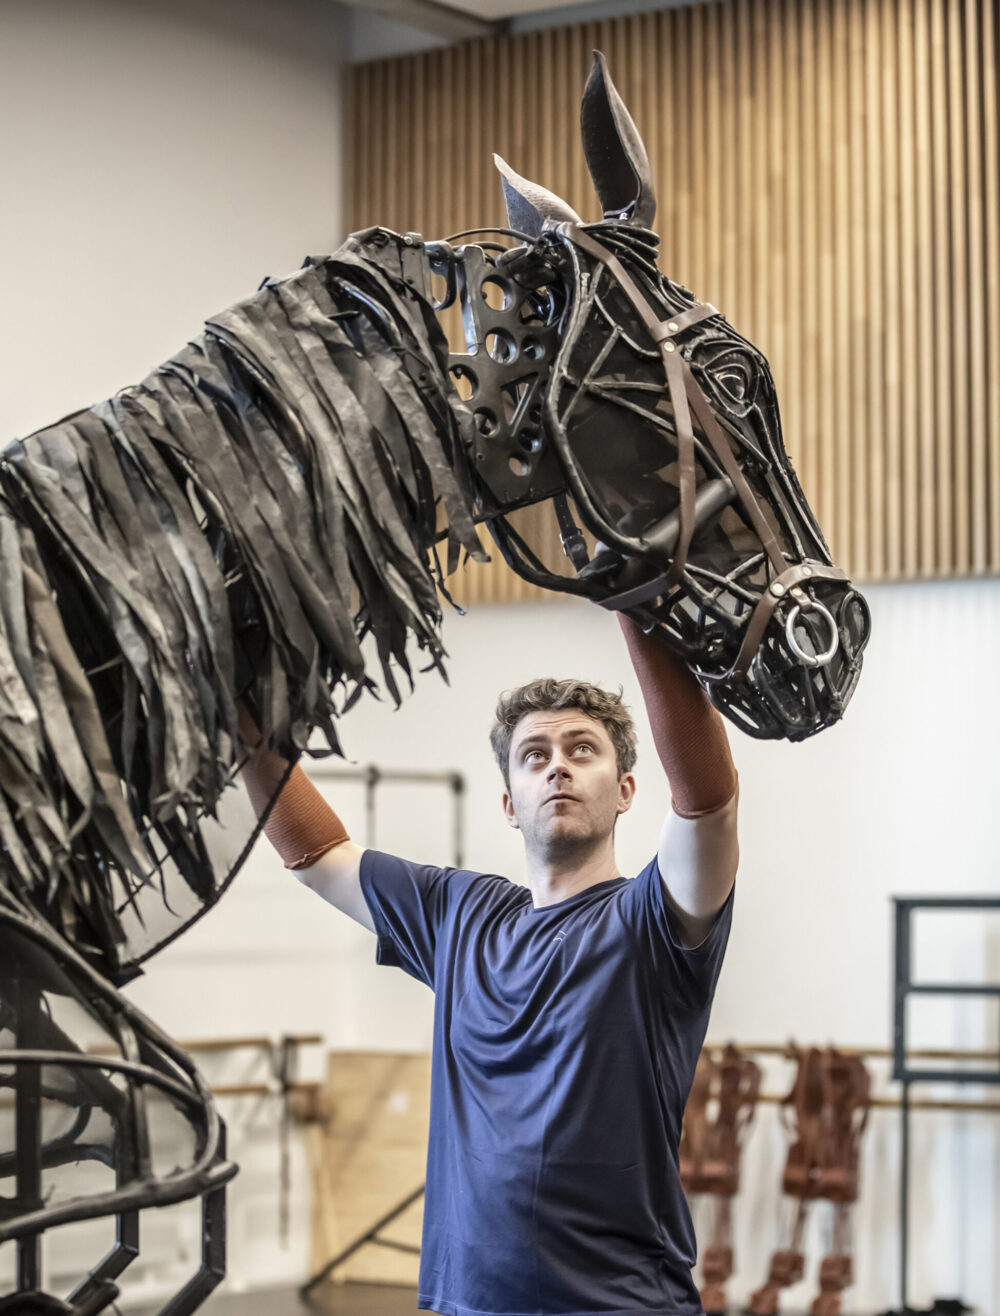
[0,232,484,978]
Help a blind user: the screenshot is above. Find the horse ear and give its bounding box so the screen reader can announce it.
[580,51,656,227]
[493,154,581,237]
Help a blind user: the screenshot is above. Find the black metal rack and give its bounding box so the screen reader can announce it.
[0,915,232,1315]
[892,896,1000,1312]
[310,763,466,870]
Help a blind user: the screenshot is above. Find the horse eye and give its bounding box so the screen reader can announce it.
[718,369,747,399]
[701,350,758,415]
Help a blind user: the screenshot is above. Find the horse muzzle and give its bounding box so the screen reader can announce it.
[707,577,872,741]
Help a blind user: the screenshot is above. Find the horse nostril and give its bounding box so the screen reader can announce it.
[840,591,872,660]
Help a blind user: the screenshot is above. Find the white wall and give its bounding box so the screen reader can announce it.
[1,2,997,1311]
[0,0,346,1305]
[0,0,345,442]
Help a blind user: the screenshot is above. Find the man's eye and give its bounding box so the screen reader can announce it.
[574,743,594,754]
[525,750,545,763]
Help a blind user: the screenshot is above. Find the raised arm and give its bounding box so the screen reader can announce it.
[237,705,374,932]
[618,616,739,947]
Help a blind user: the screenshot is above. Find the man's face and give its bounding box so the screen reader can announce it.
[503,708,635,860]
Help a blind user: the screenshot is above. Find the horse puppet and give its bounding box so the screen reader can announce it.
[0,54,869,1314]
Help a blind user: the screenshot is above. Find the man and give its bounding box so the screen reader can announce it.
[240,615,738,1316]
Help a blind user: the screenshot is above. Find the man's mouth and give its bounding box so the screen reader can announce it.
[544,794,579,805]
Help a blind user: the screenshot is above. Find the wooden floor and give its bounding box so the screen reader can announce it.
[132,1282,424,1314]
[310,1284,423,1314]
[135,1294,856,1316]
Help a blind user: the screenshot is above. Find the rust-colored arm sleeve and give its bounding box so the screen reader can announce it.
[238,705,350,870]
[618,615,738,819]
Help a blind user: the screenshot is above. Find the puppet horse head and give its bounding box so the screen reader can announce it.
[382,53,871,740]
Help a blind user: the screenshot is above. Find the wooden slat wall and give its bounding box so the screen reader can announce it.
[349,0,1000,602]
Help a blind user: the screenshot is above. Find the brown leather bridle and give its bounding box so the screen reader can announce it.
[556,222,847,682]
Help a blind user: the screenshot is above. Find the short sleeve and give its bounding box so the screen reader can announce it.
[620,857,734,1011]
[359,849,468,988]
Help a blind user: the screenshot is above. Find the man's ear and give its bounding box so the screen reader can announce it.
[616,773,637,815]
[503,790,520,829]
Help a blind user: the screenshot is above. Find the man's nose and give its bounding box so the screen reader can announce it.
[547,756,571,780]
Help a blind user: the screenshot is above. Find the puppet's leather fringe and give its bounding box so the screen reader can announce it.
[0,238,484,979]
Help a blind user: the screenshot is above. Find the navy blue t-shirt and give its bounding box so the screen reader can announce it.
[360,850,733,1316]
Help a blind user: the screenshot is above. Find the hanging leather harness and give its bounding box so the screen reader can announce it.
[680,1044,761,1197]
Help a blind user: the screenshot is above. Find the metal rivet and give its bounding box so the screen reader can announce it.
[802,565,813,576]
[664,342,676,353]
[771,581,786,596]
[791,587,805,601]
[667,321,679,333]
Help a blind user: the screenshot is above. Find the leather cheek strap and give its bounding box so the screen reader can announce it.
[559,222,788,582]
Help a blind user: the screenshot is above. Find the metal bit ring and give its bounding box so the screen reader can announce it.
[785,599,840,666]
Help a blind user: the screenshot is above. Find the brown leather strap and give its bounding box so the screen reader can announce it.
[724,561,849,682]
[666,302,719,335]
[561,223,714,585]
[560,224,717,346]
[662,340,697,584]
[561,224,788,573]
[682,358,787,574]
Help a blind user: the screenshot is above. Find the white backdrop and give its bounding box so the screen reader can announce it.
[1,1,997,1311]
[0,0,346,1305]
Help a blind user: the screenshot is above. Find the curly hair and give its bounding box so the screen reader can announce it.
[490,678,637,788]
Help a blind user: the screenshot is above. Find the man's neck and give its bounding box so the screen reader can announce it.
[527,836,621,908]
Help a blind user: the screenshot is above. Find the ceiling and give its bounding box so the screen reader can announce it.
[339,0,706,61]
[338,0,674,45]
[430,0,597,15]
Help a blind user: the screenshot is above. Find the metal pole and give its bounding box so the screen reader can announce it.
[900,1078,910,1312]
[892,900,909,1082]
[893,898,911,1312]
[451,772,465,869]
[365,764,379,849]
[309,762,467,864]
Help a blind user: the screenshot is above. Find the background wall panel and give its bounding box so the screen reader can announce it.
[349,0,999,604]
